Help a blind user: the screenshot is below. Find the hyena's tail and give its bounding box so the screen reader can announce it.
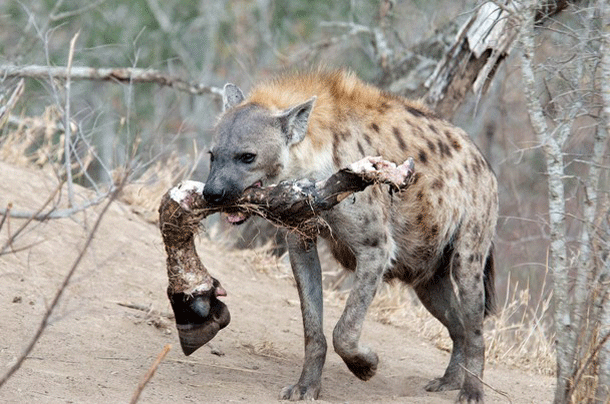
[483,243,497,317]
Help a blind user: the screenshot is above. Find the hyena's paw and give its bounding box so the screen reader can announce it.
[424,375,462,392]
[456,378,484,403]
[457,388,484,403]
[342,348,379,381]
[279,382,321,401]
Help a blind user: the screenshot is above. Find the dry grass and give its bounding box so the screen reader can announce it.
[0,106,88,172]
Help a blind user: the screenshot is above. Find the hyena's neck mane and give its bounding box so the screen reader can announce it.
[248,70,382,147]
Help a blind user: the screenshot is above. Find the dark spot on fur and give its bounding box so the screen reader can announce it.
[437,196,443,206]
[464,162,470,174]
[357,141,365,156]
[377,102,390,115]
[452,139,462,151]
[370,122,380,133]
[363,237,380,247]
[437,140,452,158]
[332,133,341,167]
[405,104,434,119]
[473,224,480,235]
[363,215,370,226]
[418,150,428,165]
[393,127,407,150]
[430,225,439,236]
[468,254,476,264]
[474,329,482,336]
[416,213,424,224]
[364,133,373,146]
[427,123,439,135]
[341,131,351,141]
[475,273,481,282]
[457,171,464,186]
[416,191,424,201]
[426,139,436,153]
[411,172,421,186]
[432,179,443,189]
[414,126,424,137]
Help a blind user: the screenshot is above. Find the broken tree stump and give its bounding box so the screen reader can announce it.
[158,156,415,355]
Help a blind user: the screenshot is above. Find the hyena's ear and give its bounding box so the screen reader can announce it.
[223,83,245,111]
[277,96,316,145]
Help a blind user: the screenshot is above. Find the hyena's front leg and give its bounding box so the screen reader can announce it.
[280,234,327,401]
[332,229,392,381]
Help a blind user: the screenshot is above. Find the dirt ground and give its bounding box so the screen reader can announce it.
[0,161,554,404]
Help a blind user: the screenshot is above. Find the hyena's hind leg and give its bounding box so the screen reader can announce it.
[413,242,495,403]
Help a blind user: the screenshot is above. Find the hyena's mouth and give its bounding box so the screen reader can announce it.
[223,180,262,226]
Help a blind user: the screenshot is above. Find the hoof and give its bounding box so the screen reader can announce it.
[168,279,231,356]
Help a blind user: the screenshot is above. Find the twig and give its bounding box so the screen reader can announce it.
[64,31,80,208]
[0,65,223,97]
[166,359,271,374]
[0,181,63,256]
[129,344,171,404]
[0,190,112,224]
[0,203,12,234]
[461,365,513,404]
[49,0,108,21]
[0,181,122,388]
[116,302,174,319]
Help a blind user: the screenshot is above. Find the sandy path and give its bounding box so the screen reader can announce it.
[0,162,553,403]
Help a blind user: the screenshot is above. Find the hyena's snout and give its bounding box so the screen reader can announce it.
[203,172,243,205]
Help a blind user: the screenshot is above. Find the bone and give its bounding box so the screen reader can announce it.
[158,156,415,354]
[159,192,231,355]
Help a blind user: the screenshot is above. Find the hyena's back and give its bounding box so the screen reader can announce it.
[248,70,498,288]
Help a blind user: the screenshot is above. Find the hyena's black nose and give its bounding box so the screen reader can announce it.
[203,186,226,205]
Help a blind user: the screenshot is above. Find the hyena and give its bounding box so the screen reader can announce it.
[203,70,498,403]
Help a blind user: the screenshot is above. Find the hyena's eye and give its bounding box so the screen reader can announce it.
[237,153,256,164]
[208,151,215,163]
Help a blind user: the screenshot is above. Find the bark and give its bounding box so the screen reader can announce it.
[0,65,223,97]
[385,1,571,118]
[596,0,610,400]
[158,156,415,355]
[519,3,571,403]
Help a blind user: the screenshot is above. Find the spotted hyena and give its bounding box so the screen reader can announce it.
[203,70,498,403]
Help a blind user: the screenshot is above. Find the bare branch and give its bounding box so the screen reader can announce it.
[49,0,108,21]
[0,65,223,97]
[129,344,172,404]
[64,31,80,207]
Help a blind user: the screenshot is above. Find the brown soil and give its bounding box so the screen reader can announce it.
[0,161,553,403]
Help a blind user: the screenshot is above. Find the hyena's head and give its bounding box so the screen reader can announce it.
[204,83,315,222]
